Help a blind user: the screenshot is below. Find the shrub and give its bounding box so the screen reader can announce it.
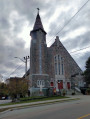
[86,88,90,95]
[62,89,66,96]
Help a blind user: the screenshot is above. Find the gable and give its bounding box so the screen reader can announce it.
[48,36,82,78]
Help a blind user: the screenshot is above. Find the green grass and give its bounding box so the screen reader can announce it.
[20,95,68,101]
[0,96,69,106]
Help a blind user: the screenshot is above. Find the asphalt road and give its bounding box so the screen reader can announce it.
[0,95,90,119]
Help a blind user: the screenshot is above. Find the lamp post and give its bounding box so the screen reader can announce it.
[14,56,30,75]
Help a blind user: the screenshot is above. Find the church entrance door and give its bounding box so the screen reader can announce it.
[67,82,70,89]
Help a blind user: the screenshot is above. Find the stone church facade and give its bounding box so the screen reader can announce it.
[29,11,84,95]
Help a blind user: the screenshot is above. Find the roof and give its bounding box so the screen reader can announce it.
[50,36,64,48]
[33,13,44,30]
[23,69,30,78]
[30,13,46,34]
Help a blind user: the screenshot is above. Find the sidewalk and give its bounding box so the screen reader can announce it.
[0,95,80,111]
[0,100,12,105]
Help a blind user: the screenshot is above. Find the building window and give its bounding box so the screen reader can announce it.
[61,57,64,75]
[61,57,63,60]
[55,56,57,62]
[40,80,41,85]
[58,55,60,60]
[42,80,44,86]
[62,64,63,75]
[58,62,60,75]
[54,55,64,75]
[37,80,45,87]
[55,63,57,75]
[37,80,39,85]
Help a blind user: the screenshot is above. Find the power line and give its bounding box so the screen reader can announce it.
[2,61,24,77]
[7,63,24,78]
[70,45,90,54]
[3,56,30,80]
[15,67,25,77]
[47,0,90,44]
[71,50,90,56]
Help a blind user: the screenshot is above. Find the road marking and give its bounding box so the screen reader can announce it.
[77,114,90,119]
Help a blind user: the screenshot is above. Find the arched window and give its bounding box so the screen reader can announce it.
[61,57,64,75]
[55,63,57,75]
[55,56,57,62]
[54,55,64,75]
[37,80,45,87]
[58,62,60,75]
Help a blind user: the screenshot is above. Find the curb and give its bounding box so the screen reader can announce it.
[0,98,80,115]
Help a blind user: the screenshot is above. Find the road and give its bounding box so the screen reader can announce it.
[0,95,90,119]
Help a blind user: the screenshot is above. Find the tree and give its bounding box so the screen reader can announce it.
[7,77,30,101]
[83,57,90,86]
[0,82,8,99]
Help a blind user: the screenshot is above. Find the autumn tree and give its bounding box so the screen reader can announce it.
[0,82,8,99]
[7,77,30,100]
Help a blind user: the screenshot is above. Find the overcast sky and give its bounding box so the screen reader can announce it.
[0,0,90,81]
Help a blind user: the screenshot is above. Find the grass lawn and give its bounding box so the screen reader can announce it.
[0,96,69,106]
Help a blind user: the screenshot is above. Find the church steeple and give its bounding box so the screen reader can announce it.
[30,8,47,75]
[31,8,46,34]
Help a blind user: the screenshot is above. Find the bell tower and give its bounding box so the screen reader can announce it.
[30,9,49,89]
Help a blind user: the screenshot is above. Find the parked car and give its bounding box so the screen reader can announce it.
[1,97,5,100]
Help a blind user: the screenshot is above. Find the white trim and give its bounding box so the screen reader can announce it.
[37,80,45,87]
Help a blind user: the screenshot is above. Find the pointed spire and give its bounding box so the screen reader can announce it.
[33,8,44,31]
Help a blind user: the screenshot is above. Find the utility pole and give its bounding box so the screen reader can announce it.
[24,56,30,74]
[15,56,30,76]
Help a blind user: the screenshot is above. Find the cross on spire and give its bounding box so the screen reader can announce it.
[37,8,40,14]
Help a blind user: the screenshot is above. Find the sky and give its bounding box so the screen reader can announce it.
[0,0,90,82]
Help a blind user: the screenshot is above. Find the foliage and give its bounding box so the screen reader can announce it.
[62,89,66,96]
[83,57,90,85]
[86,88,90,95]
[0,82,8,98]
[7,77,30,100]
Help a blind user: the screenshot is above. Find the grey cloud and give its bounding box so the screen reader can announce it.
[0,0,90,80]
[0,17,10,30]
[63,31,90,51]
[72,51,90,70]
[0,34,28,78]
[13,18,26,33]
[48,0,90,41]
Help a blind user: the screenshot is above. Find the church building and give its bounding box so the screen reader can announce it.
[28,10,84,96]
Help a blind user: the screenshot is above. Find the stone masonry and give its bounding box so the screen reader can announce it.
[29,11,84,95]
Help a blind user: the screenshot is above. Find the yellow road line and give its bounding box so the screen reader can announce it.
[77,114,90,119]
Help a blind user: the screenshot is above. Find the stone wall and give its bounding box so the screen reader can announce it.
[30,74,50,88]
[30,29,48,75]
[48,36,82,81]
